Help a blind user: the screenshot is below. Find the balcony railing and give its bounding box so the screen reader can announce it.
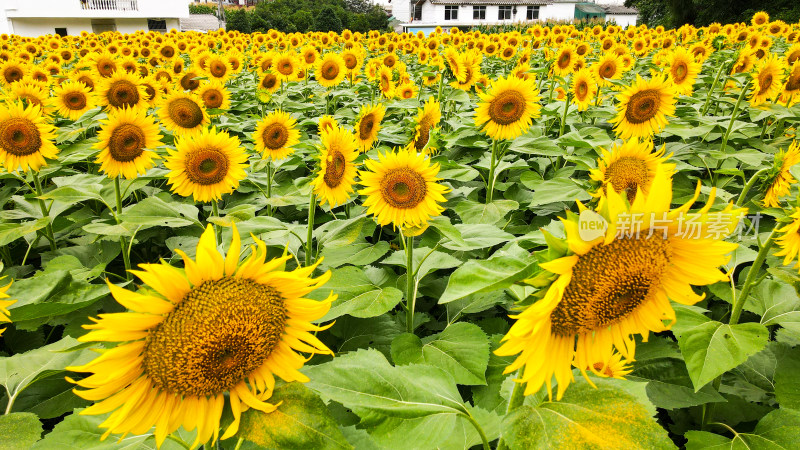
[79,0,139,11]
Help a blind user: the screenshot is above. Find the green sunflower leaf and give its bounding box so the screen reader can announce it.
[0,412,43,450]
[307,266,402,320]
[30,409,151,449]
[238,382,351,450]
[685,409,800,450]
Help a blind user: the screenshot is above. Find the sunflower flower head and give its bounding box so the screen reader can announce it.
[354,103,385,152]
[610,74,677,140]
[762,140,800,208]
[312,124,359,207]
[474,75,541,141]
[496,166,746,400]
[590,139,675,204]
[0,101,59,172]
[0,278,15,337]
[253,110,300,161]
[68,224,335,448]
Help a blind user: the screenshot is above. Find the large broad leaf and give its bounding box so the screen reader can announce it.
[0,218,51,247]
[685,409,800,449]
[678,320,769,391]
[748,279,800,335]
[454,199,519,225]
[238,382,351,450]
[501,378,674,449]
[0,337,94,405]
[307,266,402,320]
[0,412,43,450]
[30,409,151,449]
[439,244,538,304]
[528,178,592,206]
[381,247,462,279]
[391,322,490,385]
[117,196,200,229]
[304,349,467,419]
[320,242,391,269]
[774,345,800,410]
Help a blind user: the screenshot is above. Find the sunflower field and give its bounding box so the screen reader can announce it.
[1,10,800,449]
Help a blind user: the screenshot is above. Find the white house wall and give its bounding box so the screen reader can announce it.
[412,4,552,26]
[606,13,636,27]
[4,0,188,19]
[540,3,576,21]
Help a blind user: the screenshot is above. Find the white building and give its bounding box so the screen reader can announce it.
[393,0,637,34]
[0,0,189,37]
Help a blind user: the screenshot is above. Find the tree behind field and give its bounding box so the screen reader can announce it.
[625,0,800,27]
[248,0,388,34]
[226,9,251,34]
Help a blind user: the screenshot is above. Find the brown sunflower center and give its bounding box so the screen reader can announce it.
[0,117,42,157]
[624,89,660,125]
[604,156,650,203]
[359,114,376,140]
[185,147,230,185]
[550,234,672,336]
[599,61,617,79]
[758,71,774,95]
[343,54,357,70]
[277,60,294,76]
[3,66,24,84]
[558,51,572,69]
[108,124,146,162]
[788,50,800,65]
[488,89,526,126]
[380,168,427,209]
[64,91,88,110]
[323,150,346,188]
[142,277,285,396]
[672,62,688,83]
[785,70,800,92]
[321,60,340,80]
[210,61,228,78]
[202,89,223,109]
[18,93,42,107]
[167,98,204,130]
[262,123,288,149]
[106,80,140,109]
[576,81,589,99]
[97,59,116,77]
[261,74,278,90]
[414,121,432,151]
[180,72,200,91]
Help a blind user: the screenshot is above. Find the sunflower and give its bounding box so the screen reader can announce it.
[0,60,26,86]
[0,102,58,172]
[450,51,482,91]
[96,71,148,111]
[588,351,633,380]
[775,208,800,271]
[571,67,597,111]
[50,80,95,121]
[165,127,248,203]
[666,47,701,96]
[378,66,395,98]
[158,91,210,136]
[68,224,334,448]
[749,53,786,106]
[496,167,746,400]
[312,125,359,207]
[610,74,677,140]
[752,11,769,27]
[204,54,233,82]
[7,81,53,116]
[590,139,675,203]
[354,103,385,152]
[397,82,418,100]
[781,62,800,106]
[95,107,163,180]
[315,53,346,88]
[0,279,14,337]
[592,52,623,87]
[253,110,300,161]
[411,97,441,153]
[762,140,800,208]
[443,47,466,82]
[358,147,450,228]
[271,52,299,82]
[475,75,541,141]
[197,80,231,113]
[179,70,202,91]
[259,72,281,94]
[318,115,337,134]
[552,44,577,77]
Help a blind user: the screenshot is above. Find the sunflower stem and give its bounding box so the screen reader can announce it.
[463,410,491,450]
[266,160,274,216]
[497,377,526,450]
[735,168,768,207]
[405,234,416,334]
[558,92,571,137]
[211,199,221,246]
[305,192,317,267]
[720,85,749,153]
[32,171,57,252]
[730,227,777,326]
[486,139,499,204]
[701,63,727,116]
[114,177,132,282]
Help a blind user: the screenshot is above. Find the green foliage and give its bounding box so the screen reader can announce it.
[625,0,800,27]
[0,413,43,450]
[226,9,251,34]
[316,6,344,33]
[249,0,388,34]
[188,3,217,16]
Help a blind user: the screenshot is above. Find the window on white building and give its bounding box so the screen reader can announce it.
[444,5,458,20]
[91,19,117,34]
[527,5,540,20]
[498,5,512,20]
[413,4,422,20]
[148,19,167,32]
[55,28,67,37]
[473,5,486,20]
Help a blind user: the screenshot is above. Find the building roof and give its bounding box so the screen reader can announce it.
[427,0,552,5]
[180,14,222,32]
[599,4,638,14]
[576,3,606,14]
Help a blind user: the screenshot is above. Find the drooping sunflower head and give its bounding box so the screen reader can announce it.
[0,101,59,172]
[590,138,675,203]
[0,278,15,337]
[496,166,746,400]
[96,71,148,111]
[610,74,677,140]
[197,80,231,113]
[412,97,442,153]
[358,147,450,229]
[749,52,787,106]
[571,67,597,111]
[165,127,248,203]
[315,53,346,88]
[94,106,163,180]
[474,75,541,141]
[762,140,800,208]
[313,124,359,207]
[50,79,95,121]
[68,223,334,448]
[355,103,386,152]
[254,110,300,161]
[158,91,210,136]
[378,66,395,98]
